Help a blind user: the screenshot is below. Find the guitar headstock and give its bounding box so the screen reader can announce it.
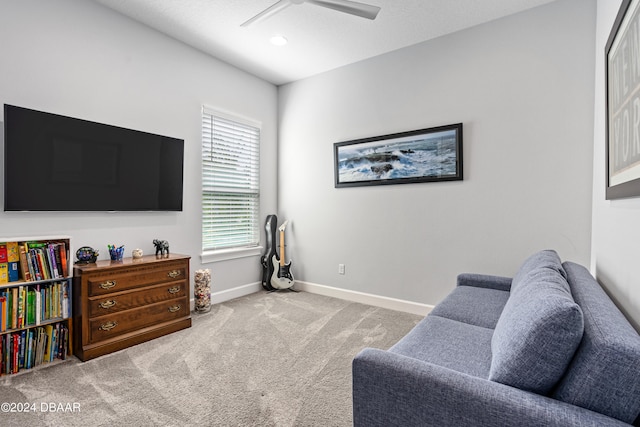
[278,220,290,232]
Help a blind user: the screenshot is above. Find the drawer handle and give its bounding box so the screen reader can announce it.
[168,305,181,313]
[99,321,118,331]
[168,286,181,294]
[99,300,117,309]
[167,270,181,279]
[99,280,117,290]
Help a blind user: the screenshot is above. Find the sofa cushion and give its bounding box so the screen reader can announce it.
[553,262,640,424]
[489,264,583,394]
[511,249,566,294]
[390,315,493,378]
[430,286,510,329]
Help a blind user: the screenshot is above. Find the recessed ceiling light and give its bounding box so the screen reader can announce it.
[270,35,288,46]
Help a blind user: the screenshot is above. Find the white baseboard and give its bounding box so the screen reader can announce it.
[191,281,433,316]
[190,282,262,311]
[295,281,433,316]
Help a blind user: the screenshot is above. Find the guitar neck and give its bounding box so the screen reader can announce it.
[279,230,285,266]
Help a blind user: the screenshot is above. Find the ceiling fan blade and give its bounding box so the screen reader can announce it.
[241,0,292,27]
[306,0,380,20]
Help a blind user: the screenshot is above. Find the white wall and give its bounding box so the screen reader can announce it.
[592,0,640,330]
[0,0,278,293]
[278,0,596,306]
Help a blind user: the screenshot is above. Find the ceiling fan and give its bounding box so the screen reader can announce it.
[241,0,381,27]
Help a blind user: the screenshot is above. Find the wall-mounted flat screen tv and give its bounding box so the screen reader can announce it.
[3,104,184,211]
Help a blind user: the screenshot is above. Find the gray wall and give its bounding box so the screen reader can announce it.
[278,0,596,305]
[0,0,278,292]
[592,0,640,330]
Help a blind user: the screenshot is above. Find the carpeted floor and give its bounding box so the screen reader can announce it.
[0,290,422,426]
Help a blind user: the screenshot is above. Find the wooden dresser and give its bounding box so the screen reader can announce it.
[73,253,191,361]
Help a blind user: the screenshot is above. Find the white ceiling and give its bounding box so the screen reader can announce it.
[92,0,558,86]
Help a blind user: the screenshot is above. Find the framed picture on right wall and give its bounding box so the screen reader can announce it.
[606,0,640,199]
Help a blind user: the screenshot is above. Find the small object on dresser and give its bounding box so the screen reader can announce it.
[194,269,211,313]
[132,248,143,259]
[153,239,169,257]
[76,246,98,264]
[108,245,124,261]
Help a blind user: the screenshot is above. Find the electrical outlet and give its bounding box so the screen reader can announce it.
[338,264,345,275]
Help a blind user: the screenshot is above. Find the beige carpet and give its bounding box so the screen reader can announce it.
[0,290,421,426]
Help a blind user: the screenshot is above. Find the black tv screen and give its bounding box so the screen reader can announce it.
[3,104,184,211]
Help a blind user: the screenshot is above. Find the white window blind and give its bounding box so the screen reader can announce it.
[202,107,260,252]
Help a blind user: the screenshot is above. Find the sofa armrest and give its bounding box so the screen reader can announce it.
[456,273,512,291]
[353,348,629,427]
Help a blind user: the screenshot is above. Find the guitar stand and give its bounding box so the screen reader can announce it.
[267,286,298,293]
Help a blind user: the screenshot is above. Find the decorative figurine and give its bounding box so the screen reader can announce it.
[153,239,169,257]
[76,246,99,264]
[132,248,143,259]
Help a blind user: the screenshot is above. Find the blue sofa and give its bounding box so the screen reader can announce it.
[353,250,640,426]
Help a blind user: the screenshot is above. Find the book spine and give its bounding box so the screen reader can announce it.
[18,330,26,369]
[28,249,41,281]
[47,244,59,279]
[53,244,63,279]
[62,282,70,319]
[0,295,6,332]
[12,333,18,373]
[17,286,24,329]
[11,288,18,329]
[59,243,68,277]
[26,289,35,326]
[36,250,49,281]
[35,285,41,326]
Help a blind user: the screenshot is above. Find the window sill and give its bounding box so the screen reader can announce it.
[200,246,263,264]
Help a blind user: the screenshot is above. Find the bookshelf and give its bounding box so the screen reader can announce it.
[0,236,72,376]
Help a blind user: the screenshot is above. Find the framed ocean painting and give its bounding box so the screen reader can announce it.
[334,123,463,188]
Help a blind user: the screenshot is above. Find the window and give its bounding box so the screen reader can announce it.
[202,107,260,254]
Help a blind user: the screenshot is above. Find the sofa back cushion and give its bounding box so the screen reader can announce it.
[510,249,567,293]
[553,262,640,424]
[489,251,583,394]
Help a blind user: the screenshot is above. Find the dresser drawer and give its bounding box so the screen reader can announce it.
[87,263,187,296]
[88,281,187,317]
[89,298,189,344]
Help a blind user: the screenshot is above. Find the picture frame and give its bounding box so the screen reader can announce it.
[334,123,463,188]
[606,0,640,199]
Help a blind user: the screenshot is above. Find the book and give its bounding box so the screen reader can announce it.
[28,249,42,281]
[52,244,63,278]
[8,262,19,282]
[4,334,10,374]
[6,242,19,262]
[34,327,44,367]
[0,263,7,284]
[35,285,41,326]
[61,282,70,319]
[25,329,34,369]
[12,333,19,373]
[43,285,49,321]
[26,288,36,326]
[58,243,68,277]
[11,287,18,329]
[47,244,59,279]
[16,286,24,328]
[18,244,32,281]
[18,330,26,369]
[43,324,53,362]
[0,296,6,331]
[35,249,49,280]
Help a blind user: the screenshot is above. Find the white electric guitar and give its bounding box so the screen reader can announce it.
[270,220,295,289]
